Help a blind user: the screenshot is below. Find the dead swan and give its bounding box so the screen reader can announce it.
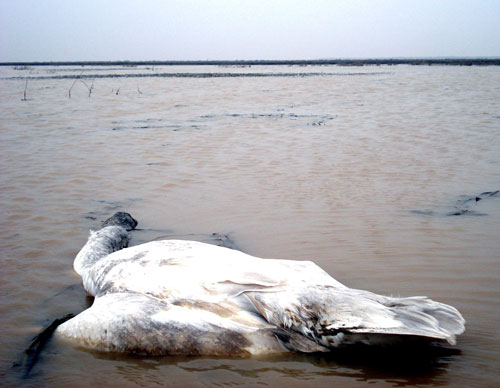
[57,212,465,355]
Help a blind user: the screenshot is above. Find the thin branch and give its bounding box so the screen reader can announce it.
[68,79,78,99]
[89,79,95,97]
[79,79,95,97]
[68,71,84,98]
[21,79,29,101]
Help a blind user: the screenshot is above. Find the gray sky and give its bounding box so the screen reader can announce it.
[1,0,499,62]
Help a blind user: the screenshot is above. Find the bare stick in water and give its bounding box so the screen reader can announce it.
[79,79,95,98]
[21,80,29,101]
[68,71,84,98]
[68,79,78,99]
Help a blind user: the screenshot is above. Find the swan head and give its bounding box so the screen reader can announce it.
[102,212,138,231]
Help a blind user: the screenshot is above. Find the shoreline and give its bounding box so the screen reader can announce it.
[1,58,500,67]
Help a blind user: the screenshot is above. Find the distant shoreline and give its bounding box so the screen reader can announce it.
[1,58,500,67]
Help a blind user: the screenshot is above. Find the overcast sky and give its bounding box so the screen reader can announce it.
[1,0,499,62]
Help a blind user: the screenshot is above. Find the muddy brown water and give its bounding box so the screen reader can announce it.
[1,65,499,387]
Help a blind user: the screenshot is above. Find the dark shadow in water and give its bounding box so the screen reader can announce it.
[146,232,239,250]
[20,314,75,378]
[82,341,461,387]
[82,207,239,250]
[11,284,93,379]
[40,283,93,310]
[83,199,142,222]
[9,338,462,387]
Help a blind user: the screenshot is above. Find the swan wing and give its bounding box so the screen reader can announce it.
[246,285,465,346]
[57,292,304,355]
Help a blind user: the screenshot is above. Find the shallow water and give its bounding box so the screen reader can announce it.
[1,64,499,387]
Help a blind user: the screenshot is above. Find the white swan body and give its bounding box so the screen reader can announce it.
[57,216,465,356]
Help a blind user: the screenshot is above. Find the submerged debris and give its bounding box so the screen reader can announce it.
[411,190,499,217]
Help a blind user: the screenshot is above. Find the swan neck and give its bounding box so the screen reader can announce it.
[74,226,130,276]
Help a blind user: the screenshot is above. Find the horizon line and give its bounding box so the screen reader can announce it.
[1,57,500,67]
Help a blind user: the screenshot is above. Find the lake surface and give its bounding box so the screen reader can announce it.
[1,64,499,387]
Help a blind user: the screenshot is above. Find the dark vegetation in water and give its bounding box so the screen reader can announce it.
[111,124,202,132]
[200,112,337,121]
[110,113,336,133]
[6,71,386,81]
[3,58,500,67]
[411,190,499,217]
[201,112,337,128]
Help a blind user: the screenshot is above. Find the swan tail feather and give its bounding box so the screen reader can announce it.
[272,328,329,352]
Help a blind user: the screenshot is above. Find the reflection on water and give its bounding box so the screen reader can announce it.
[172,346,457,385]
[1,64,499,387]
[8,339,460,388]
